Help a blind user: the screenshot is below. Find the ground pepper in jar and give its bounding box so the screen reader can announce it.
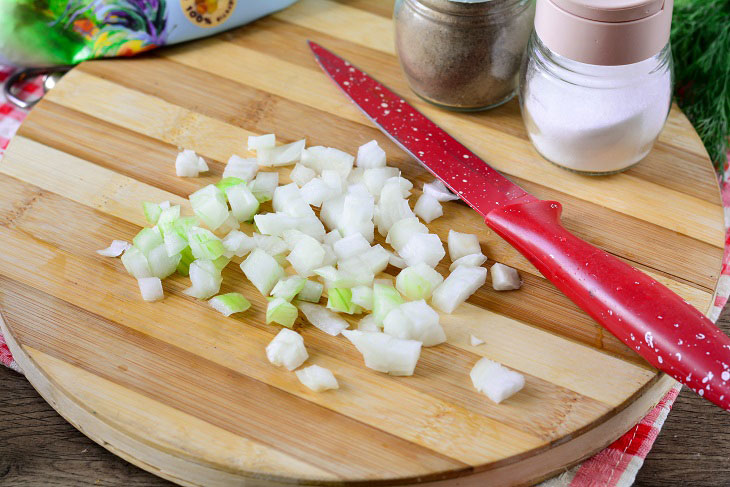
[394,0,535,111]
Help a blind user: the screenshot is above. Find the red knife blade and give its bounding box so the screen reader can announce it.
[309,40,730,412]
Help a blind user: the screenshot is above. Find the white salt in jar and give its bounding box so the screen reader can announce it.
[519,0,674,174]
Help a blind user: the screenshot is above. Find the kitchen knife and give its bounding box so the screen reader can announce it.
[308,41,730,412]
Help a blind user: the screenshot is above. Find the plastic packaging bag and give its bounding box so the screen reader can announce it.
[0,0,298,67]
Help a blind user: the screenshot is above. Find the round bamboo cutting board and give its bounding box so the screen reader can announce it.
[0,1,725,485]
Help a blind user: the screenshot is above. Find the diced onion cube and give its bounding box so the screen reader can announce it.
[254,234,288,256]
[372,283,404,325]
[266,297,299,328]
[296,280,324,303]
[423,179,460,202]
[414,193,443,223]
[287,235,325,277]
[248,133,275,151]
[395,263,444,300]
[301,146,354,180]
[251,172,279,202]
[222,230,255,257]
[133,227,163,255]
[376,179,415,236]
[327,288,361,314]
[266,328,308,370]
[300,178,335,207]
[333,233,370,261]
[190,184,229,231]
[164,231,188,257]
[296,365,339,392]
[209,293,251,316]
[226,183,259,222]
[97,240,130,257]
[142,201,163,225]
[357,314,379,331]
[188,227,225,260]
[183,259,223,299]
[448,230,481,262]
[290,164,317,186]
[399,233,445,268]
[363,167,399,198]
[431,265,487,314]
[271,276,306,301]
[157,206,181,235]
[383,300,446,347]
[254,212,303,237]
[470,358,525,404]
[241,248,285,295]
[449,253,487,271]
[356,140,386,168]
[147,244,181,278]
[175,149,206,177]
[491,263,522,290]
[224,155,259,181]
[386,217,428,253]
[138,277,163,302]
[257,139,306,167]
[470,334,485,346]
[351,285,374,310]
[299,302,349,336]
[342,330,421,376]
[121,246,152,278]
[387,250,407,269]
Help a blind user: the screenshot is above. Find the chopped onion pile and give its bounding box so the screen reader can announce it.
[103,139,525,401]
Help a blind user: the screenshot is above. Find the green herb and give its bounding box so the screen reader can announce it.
[671,0,730,172]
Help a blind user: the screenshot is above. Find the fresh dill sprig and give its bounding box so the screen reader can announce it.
[671,0,730,171]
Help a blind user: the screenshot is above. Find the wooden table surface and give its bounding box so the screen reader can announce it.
[1,302,728,487]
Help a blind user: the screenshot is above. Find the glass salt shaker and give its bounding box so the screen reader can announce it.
[519,0,674,174]
[394,0,535,111]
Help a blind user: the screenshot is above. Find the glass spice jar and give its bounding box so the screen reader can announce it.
[394,0,535,111]
[519,0,674,175]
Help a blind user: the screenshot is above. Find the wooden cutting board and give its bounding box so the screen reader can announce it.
[0,1,725,485]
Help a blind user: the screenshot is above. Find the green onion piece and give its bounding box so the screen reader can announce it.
[142,202,163,225]
[271,276,306,301]
[326,288,360,314]
[173,216,199,239]
[373,283,404,325]
[176,246,195,276]
[216,177,246,193]
[212,255,231,272]
[395,263,444,300]
[209,293,251,316]
[157,206,182,234]
[188,227,225,260]
[266,297,299,328]
[133,227,163,255]
[296,280,323,303]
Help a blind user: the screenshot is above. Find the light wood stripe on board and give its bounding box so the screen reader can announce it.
[26,348,340,481]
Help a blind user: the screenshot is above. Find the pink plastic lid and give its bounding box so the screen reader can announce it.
[535,0,673,65]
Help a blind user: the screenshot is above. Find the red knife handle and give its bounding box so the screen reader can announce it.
[485,199,730,411]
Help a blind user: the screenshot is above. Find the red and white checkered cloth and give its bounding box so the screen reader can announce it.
[0,64,726,486]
